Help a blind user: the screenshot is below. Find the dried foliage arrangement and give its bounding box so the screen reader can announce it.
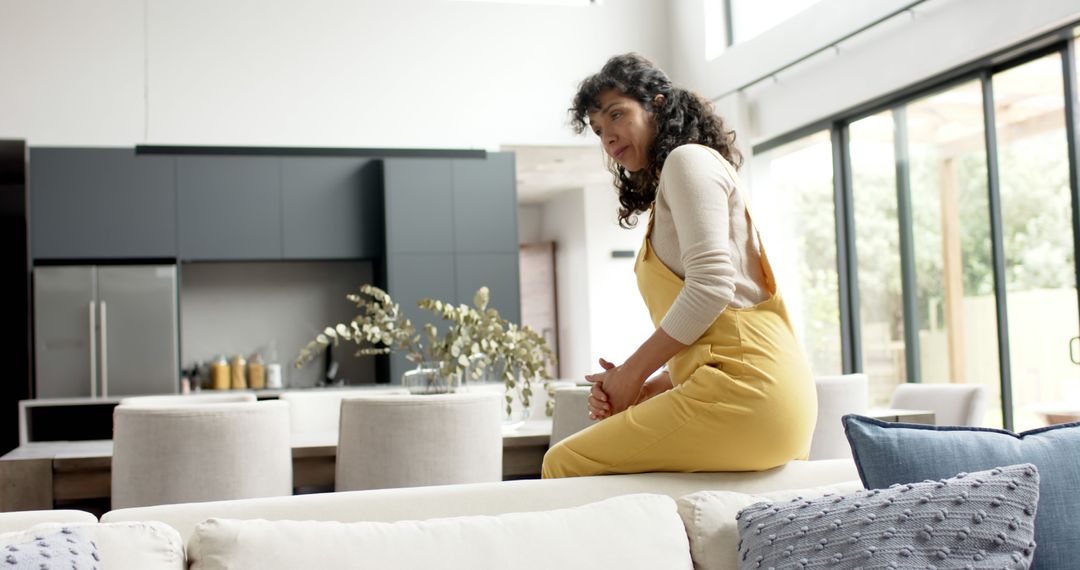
[296,285,557,416]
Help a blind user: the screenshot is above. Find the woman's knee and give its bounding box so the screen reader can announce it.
[541,441,571,479]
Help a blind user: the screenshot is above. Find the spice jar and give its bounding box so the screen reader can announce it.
[211,355,230,390]
[230,354,247,390]
[248,353,266,390]
[265,341,283,389]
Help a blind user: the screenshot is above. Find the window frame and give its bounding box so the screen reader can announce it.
[751,25,1080,430]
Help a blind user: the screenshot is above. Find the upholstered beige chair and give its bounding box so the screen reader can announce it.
[529,379,576,418]
[111,401,292,509]
[809,374,869,460]
[278,388,409,436]
[335,392,502,491]
[890,383,987,426]
[117,392,256,407]
[459,379,574,424]
[550,386,593,445]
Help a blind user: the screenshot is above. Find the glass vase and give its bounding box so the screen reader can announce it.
[464,353,494,387]
[402,361,461,395]
[501,366,536,431]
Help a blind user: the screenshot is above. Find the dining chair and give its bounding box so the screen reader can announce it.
[117,392,256,407]
[890,383,986,426]
[459,379,575,424]
[809,374,869,460]
[550,386,593,445]
[335,392,502,491]
[278,388,408,436]
[111,401,292,509]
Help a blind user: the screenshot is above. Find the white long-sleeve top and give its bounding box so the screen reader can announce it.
[650,144,770,345]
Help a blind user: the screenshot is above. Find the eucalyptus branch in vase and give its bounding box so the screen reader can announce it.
[494,321,558,418]
[418,286,557,417]
[415,286,494,382]
[296,284,557,416]
[295,284,422,368]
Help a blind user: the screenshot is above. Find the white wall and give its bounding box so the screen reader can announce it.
[538,187,590,381]
[530,183,653,382]
[582,184,652,371]
[0,0,671,148]
[0,0,147,145]
[670,0,923,106]
[517,204,543,244]
[670,0,1080,147]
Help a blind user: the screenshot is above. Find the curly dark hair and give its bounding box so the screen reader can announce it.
[570,53,743,228]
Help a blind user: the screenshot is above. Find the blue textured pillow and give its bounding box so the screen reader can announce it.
[736,463,1039,570]
[843,414,1080,570]
[0,527,99,569]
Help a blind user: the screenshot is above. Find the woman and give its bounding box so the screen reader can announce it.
[541,53,817,478]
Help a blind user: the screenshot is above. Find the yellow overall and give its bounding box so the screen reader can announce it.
[541,156,817,478]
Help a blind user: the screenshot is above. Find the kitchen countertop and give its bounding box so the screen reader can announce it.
[19,384,406,406]
[16,382,574,447]
[16,385,415,447]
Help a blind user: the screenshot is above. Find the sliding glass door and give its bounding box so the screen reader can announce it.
[848,112,904,406]
[905,80,1003,427]
[751,131,841,375]
[753,37,1080,428]
[992,52,1080,431]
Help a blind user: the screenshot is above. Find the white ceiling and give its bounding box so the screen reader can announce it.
[504,145,614,204]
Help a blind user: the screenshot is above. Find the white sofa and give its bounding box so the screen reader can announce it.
[0,459,859,569]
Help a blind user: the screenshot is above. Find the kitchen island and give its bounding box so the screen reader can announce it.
[17,384,406,446]
[0,416,552,513]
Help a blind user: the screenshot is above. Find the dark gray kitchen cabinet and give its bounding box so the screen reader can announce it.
[30,148,177,259]
[383,153,520,383]
[177,156,282,261]
[384,159,454,254]
[281,157,384,260]
[452,153,518,253]
[385,253,457,382]
[455,252,521,325]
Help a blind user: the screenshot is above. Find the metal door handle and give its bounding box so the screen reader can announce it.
[100,301,109,397]
[1071,336,1080,365]
[88,301,97,398]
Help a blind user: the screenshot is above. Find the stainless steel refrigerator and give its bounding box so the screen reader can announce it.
[33,265,179,398]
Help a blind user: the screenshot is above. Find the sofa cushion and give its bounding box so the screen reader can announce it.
[188,493,692,570]
[738,466,1032,570]
[1,521,184,570]
[0,526,98,569]
[105,459,859,543]
[677,480,861,570]
[736,463,1039,569]
[844,414,1080,569]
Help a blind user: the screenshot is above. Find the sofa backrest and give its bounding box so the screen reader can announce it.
[186,494,693,570]
[102,458,858,542]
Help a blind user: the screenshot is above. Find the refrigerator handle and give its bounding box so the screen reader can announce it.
[100,301,109,397]
[89,301,97,399]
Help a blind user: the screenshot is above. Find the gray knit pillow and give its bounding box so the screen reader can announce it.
[736,463,1039,569]
[1,527,100,569]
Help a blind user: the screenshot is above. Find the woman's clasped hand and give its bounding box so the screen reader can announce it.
[586,358,672,420]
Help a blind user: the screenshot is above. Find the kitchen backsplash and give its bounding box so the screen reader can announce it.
[180,260,376,388]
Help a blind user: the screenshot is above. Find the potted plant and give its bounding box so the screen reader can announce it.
[296,285,557,417]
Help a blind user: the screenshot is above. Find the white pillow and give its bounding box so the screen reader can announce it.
[0,521,185,570]
[188,493,692,570]
[676,480,862,570]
